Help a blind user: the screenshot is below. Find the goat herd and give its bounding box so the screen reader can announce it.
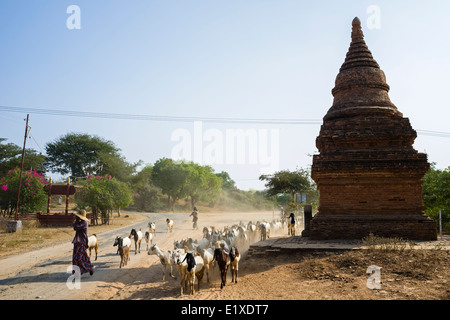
[88,213,300,296]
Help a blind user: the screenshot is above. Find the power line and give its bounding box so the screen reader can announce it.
[0,105,321,125]
[416,130,450,138]
[1,105,450,138]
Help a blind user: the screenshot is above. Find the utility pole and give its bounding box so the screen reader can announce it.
[8,114,29,232]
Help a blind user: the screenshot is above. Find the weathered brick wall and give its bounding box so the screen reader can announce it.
[309,214,437,240]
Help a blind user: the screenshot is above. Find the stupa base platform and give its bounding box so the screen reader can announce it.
[309,213,437,241]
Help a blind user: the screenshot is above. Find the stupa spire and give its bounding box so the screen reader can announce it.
[351,17,363,41]
[324,17,400,121]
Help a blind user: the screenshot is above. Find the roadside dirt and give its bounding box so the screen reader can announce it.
[0,210,449,300]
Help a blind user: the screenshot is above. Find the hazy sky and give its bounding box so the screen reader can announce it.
[1,1,449,190]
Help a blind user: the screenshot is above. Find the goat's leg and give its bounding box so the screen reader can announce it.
[95,245,98,261]
[190,273,195,295]
[230,267,234,283]
[169,265,176,279]
[180,272,187,295]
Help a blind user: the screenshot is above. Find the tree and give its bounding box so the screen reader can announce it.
[215,171,237,190]
[260,168,312,198]
[0,138,46,177]
[97,150,141,183]
[44,133,120,180]
[259,168,315,211]
[152,158,189,210]
[422,163,450,227]
[183,162,222,207]
[130,165,165,212]
[75,174,133,224]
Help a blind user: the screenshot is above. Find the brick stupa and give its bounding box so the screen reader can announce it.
[309,17,437,240]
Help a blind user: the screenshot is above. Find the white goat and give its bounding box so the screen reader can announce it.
[144,231,153,250]
[200,247,215,283]
[148,221,156,234]
[129,228,143,254]
[87,234,98,261]
[166,218,174,233]
[247,221,258,242]
[147,244,176,281]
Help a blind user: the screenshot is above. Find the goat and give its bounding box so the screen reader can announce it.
[192,237,210,252]
[259,222,270,241]
[87,234,98,261]
[178,252,205,295]
[198,247,215,283]
[288,213,296,236]
[147,244,176,281]
[215,239,230,251]
[181,252,197,295]
[271,220,282,233]
[210,229,221,244]
[166,218,174,233]
[173,251,188,295]
[130,228,143,254]
[174,239,184,250]
[113,235,131,254]
[229,247,240,284]
[148,221,156,234]
[213,247,229,289]
[202,226,212,239]
[247,221,258,243]
[144,231,153,250]
[113,236,131,268]
[193,255,205,292]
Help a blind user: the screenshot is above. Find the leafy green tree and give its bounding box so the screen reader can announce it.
[130,165,165,212]
[97,150,141,183]
[0,138,46,177]
[75,175,133,224]
[183,162,222,207]
[0,167,49,214]
[259,168,316,211]
[44,133,120,180]
[259,168,312,199]
[422,163,450,227]
[152,158,189,210]
[215,171,237,190]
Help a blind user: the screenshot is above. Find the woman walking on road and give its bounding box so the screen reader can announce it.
[72,210,94,276]
[190,207,199,230]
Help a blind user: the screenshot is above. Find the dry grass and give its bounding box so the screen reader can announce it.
[286,239,450,299]
[0,211,148,259]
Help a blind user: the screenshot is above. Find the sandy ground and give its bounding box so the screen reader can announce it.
[0,210,448,301]
[0,210,280,300]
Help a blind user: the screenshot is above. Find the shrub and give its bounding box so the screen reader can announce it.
[0,168,49,214]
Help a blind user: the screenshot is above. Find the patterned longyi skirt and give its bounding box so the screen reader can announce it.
[72,242,94,275]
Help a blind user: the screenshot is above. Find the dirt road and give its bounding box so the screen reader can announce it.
[0,210,279,300]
